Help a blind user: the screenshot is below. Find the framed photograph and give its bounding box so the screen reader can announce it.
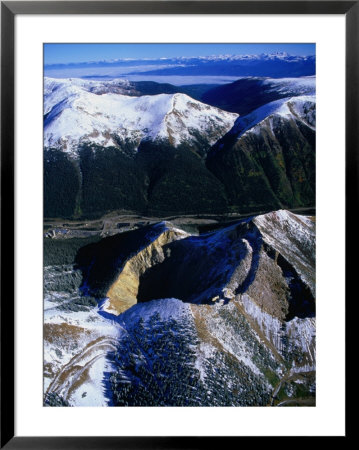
[1,1,353,446]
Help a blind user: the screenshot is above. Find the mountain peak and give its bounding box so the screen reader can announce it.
[44,78,238,153]
[231,95,316,139]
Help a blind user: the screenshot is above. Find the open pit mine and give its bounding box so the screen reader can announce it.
[44,209,315,407]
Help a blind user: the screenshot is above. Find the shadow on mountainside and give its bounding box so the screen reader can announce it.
[74,220,315,320]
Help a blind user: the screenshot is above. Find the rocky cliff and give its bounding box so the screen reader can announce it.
[44,210,315,406]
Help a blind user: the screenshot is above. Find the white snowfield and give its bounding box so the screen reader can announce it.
[262,76,315,95]
[44,77,238,154]
[232,95,316,139]
[44,77,133,109]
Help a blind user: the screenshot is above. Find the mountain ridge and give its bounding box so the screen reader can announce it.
[206,95,316,213]
[45,53,315,79]
[44,76,315,219]
[44,77,238,154]
[44,210,316,406]
[201,76,315,115]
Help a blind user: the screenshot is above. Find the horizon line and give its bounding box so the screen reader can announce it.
[44,52,316,68]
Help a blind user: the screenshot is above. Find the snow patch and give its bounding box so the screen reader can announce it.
[232,95,316,140]
[119,298,190,326]
[240,293,315,371]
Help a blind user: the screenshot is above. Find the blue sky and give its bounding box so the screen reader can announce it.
[44,43,315,65]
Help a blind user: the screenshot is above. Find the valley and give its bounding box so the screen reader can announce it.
[44,74,315,218]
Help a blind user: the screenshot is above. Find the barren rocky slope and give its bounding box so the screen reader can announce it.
[44,210,315,407]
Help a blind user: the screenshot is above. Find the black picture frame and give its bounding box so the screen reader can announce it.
[1,1,354,447]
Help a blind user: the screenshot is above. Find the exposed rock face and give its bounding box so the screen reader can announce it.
[79,210,314,322]
[104,227,188,314]
[253,210,315,296]
[44,209,315,406]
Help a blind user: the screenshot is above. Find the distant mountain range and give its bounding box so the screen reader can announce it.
[45,53,315,79]
[44,76,315,218]
[128,54,315,78]
[201,76,315,115]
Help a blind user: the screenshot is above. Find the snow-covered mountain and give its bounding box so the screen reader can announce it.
[231,95,316,139]
[260,76,315,95]
[206,95,316,213]
[44,211,316,407]
[45,53,315,69]
[44,77,238,154]
[126,54,315,78]
[43,76,315,219]
[44,77,134,104]
[201,76,315,116]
